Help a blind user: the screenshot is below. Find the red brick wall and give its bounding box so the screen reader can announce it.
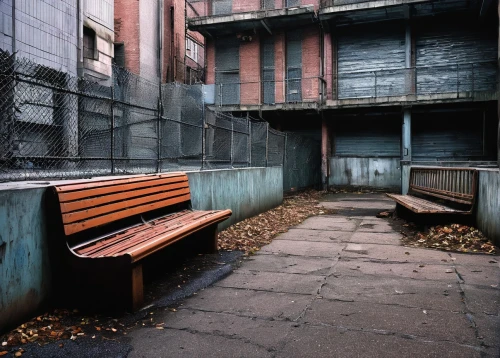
[163,0,186,83]
[206,38,215,84]
[233,0,260,13]
[301,0,320,10]
[240,35,260,105]
[274,31,285,103]
[302,26,320,102]
[114,0,140,75]
[324,32,333,100]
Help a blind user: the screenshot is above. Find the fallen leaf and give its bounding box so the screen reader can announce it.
[0,352,7,357]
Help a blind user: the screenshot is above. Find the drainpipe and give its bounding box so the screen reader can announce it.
[321,112,329,191]
[497,1,500,167]
[11,0,15,59]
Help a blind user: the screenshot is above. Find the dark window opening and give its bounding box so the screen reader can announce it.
[114,43,125,67]
[83,27,98,60]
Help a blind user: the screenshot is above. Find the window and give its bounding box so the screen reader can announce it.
[114,43,125,67]
[83,27,98,60]
[186,38,199,62]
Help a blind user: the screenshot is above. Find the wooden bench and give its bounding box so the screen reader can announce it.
[387,167,478,215]
[50,172,232,310]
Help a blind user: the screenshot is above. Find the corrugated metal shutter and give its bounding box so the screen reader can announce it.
[337,23,406,99]
[412,112,484,160]
[415,20,497,94]
[286,30,302,102]
[262,36,275,104]
[334,117,401,157]
[215,37,240,105]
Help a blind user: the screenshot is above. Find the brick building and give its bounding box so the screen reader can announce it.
[114,0,205,84]
[188,0,499,190]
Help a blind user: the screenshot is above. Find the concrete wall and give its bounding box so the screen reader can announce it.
[187,167,283,229]
[0,167,283,332]
[139,0,160,82]
[0,188,51,334]
[474,170,500,246]
[329,157,401,190]
[82,0,114,81]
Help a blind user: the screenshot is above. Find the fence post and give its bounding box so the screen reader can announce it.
[157,95,162,173]
[247,113,251,167]
[110,85,115,174]
[374,71,377,98]
[283,132,287,168]
[201,97,205,170]
[265,122,269,167]
[230,120,234,167]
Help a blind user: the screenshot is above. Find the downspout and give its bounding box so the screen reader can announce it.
[11,0,16,59]
[158,0,164,172]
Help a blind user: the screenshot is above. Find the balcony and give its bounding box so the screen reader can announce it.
[204,62,497,111]
[204,76,325,111]
[327,61,498,108]
[187,0,318,36]
[319,0,481,26]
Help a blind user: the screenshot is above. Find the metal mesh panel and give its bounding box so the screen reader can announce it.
[286,30,302,103]
[250,121,268,167]
[283,132,321,192]
[267,128,285,166]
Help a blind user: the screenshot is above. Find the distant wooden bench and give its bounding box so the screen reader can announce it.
[50,172,231,310]
[387,167,478,215]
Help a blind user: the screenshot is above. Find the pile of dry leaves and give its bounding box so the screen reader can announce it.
[218,190,334,254]
[403,223,497,254]
[1,309,125,355]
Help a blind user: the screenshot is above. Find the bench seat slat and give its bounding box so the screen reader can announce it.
[63,193,191,235]
[386,193,470,214]
[72,209,232,262]
[60,181,189,213]
[58,176,188,203]
[76,210,203,257]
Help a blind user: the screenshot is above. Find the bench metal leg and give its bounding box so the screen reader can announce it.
[131,264,144,311]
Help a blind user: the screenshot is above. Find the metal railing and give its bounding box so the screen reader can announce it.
[187,0,308,18]
[214,76,326,106]
[331,61,497,100]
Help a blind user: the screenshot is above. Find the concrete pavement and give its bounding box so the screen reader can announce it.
[128,193,500,357]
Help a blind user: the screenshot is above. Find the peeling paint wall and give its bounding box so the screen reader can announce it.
[187,167,283,229]
[476,170,500,246]
[329,157,401,190]
[0,189,51,333]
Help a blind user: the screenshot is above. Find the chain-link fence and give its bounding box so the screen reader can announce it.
[0,51,319,185]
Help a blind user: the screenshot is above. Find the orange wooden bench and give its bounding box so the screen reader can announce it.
[387,167,478,215]
[50,172,231,310]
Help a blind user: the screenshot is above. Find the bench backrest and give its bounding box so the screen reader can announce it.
[53,173,190,236]
[409,167,478,206]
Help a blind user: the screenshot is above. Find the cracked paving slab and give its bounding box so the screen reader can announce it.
[276,324,486,358]
[321,274,465,311]
[237,254,333,276]
[341,243,454,263]
[294,216,359,232]
[128,326,274,358]
[260,239,345,257]
[215,270,325,295]
[273,228,353,243]
[180,286,312,321]
[159,308,296,351]
[302,300,478,345]
[349,232,403,245]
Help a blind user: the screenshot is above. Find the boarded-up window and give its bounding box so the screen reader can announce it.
[286,30,302,102]
[215,37,240,105]
[83,27,97,60]
[261,36,275,104]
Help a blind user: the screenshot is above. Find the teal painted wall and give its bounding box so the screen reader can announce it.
[476,170,500,246]
[0,188,51,333]
[0,168,283,332]
[187,167,283,230]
